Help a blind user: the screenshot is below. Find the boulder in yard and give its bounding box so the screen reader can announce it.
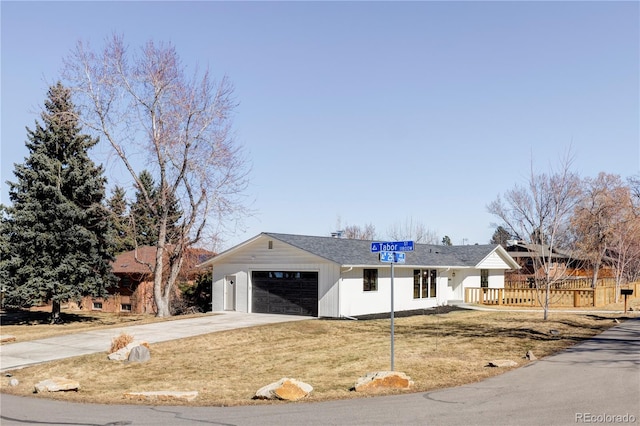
[354,371,413,393]
[124,391,198,402]
[487,359,518,368]
[35,377,80,393]
[525,350,537,360]
[108,341,149,361]
[254,378,313,401]
[127,345,151,363]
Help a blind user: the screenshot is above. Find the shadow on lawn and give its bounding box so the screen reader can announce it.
[326,307,616,343]
[0,309,99,326]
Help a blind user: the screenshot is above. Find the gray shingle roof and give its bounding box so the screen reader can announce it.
[265,233,500,267]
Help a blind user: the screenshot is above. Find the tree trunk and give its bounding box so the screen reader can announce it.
[50,300,61,324]
[543,284,550,320]
[153,243,171,317]
[155,293,171,317]
[591,262,600,289]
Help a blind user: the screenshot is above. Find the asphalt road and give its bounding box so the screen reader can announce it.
[1,317,638,426]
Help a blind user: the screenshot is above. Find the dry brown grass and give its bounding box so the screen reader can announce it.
[0,310,624,406]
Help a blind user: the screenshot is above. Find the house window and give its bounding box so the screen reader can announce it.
[430,269,437,298]
[120,303,132,312]
[413,269,437,298]
[92,301,103,310]
[481,269,489,288]
[413,270,421,298]
[363,269,378,292]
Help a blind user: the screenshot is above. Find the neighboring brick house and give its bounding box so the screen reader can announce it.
[83,246,214,314]
[504,241,614,283]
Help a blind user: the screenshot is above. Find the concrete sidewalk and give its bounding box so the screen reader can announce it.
[0,312,312,372]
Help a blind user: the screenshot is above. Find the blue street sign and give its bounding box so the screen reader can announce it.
[379,251,394,263]
[379,251,406,263]
[371,241,414,253]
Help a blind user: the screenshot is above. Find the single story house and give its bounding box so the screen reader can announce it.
[199,232,520,318]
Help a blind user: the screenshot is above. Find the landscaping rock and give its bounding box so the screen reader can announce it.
[354,371,413,393]
[9,378,19,387]
[124,391,198,402]
[127,345,151,363]
[254,378,313,401]
[34,377,80,393]
[487,359,518,368]
[525,350,537,361]
[108,341,149,361]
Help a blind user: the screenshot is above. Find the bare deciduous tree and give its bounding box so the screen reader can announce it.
[609,207,640,300]
[342,223,377,240]
[63,35,249,316]
[487,153,582,320]
[386,217,438,244]
[570,173,628,288]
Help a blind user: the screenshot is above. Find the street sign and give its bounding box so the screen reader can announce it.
[371,241,414,253]
[371,241,413,372]
[379,251,394,263]
[379,251,406,263]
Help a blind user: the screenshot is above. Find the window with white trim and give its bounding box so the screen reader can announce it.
[413,269,437,298]
[481,269,489,288]
[363,269,378,292]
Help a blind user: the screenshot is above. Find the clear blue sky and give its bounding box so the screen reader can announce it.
[2,1,639,250]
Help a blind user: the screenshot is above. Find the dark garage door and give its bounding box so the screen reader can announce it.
[252,271,318,317]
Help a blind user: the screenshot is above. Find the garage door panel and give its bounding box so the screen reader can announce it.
[252,271,318,317]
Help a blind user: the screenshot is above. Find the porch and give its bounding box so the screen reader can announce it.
[464,282,640,308]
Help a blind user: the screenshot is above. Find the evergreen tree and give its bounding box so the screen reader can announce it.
[106,186,135,254]
[490,226,513,247]
[1,82,115,322]
[130,170,182,247]
[130,170,159,247]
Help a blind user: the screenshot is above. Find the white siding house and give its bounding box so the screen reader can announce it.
[199,233,520,318]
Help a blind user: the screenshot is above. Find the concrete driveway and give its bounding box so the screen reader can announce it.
[0,311,312,372]
[0,316,638,425]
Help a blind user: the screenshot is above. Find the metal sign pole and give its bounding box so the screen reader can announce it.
[371,241,413,373]
[390,260,395,371]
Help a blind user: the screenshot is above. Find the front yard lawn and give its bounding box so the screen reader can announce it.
[0,310,623,406]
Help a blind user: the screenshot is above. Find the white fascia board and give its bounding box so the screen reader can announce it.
[475,246,521,270]
[196,233,266,268]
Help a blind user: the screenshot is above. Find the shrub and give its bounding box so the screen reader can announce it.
[109,332,134,354]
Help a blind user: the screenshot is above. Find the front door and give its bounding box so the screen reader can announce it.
[224,275,236,311]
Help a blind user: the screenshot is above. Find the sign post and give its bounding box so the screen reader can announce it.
[390,261,395,370]
[371,241,413,371]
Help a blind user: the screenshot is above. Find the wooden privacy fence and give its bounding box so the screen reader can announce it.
[465,282,640,308]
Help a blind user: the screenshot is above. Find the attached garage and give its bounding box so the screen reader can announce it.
[251,271,318,317]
